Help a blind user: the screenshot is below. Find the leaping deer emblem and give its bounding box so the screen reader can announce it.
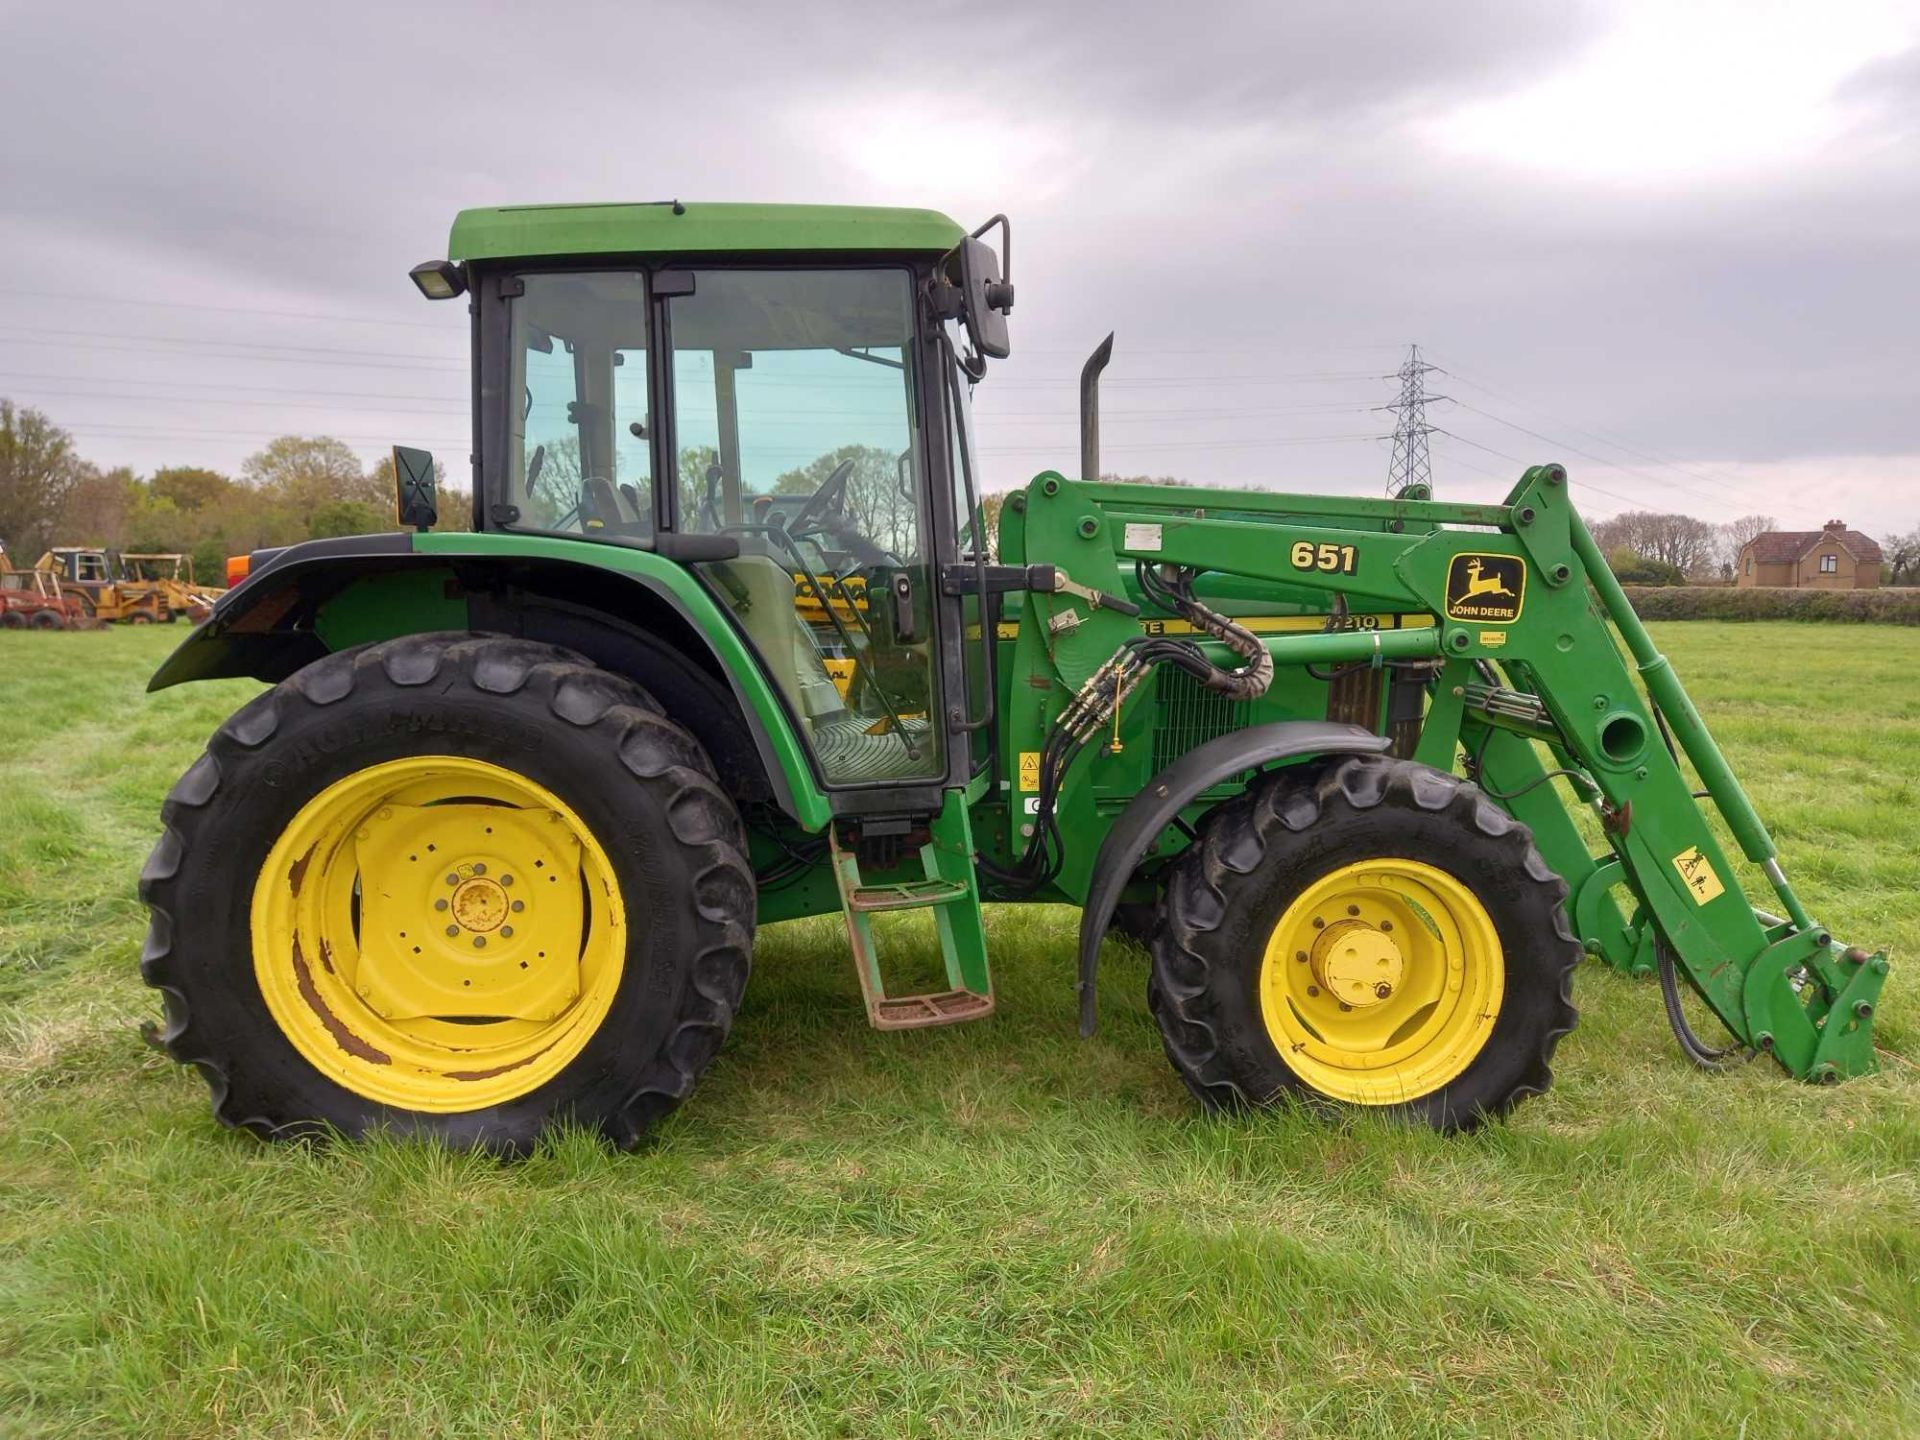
[1459,557,1515,601]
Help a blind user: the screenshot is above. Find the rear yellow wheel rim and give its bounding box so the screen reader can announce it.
[251,756,626,1112]
[1258,858,1502,1105]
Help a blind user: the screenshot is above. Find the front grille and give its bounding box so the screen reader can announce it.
[1151,669,1256,772]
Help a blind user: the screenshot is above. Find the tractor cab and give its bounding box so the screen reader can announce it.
[427,204,1013,796]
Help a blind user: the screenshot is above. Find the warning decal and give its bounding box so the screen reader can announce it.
[1444,553,1526,624]
[1671,846,1726,906]
[1018,751,1042,793]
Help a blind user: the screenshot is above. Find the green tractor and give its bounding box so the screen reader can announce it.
[141,203,1889,1151]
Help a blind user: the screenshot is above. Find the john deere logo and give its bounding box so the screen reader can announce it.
[1445,553,1525,623]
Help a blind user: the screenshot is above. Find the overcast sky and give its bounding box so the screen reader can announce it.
[2,0,1916,533]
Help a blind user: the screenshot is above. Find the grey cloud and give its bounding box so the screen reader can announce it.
[0,0,1915,531]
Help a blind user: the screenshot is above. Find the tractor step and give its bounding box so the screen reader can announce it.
[830,793,994,1031]
[872,989,995,1030]
[846,878,971,913]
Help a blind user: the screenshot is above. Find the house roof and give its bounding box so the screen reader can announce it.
[1745,527,1884,564]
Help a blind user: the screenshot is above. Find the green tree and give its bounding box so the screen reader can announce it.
[309,500,390,539]
[149,465,234,514]
[243,436,385,529]
[0,400,84,560]
[1607,546,1686,586]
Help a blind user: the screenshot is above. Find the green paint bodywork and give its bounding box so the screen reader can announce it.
[411,530,833,832]
[447,202,966,263]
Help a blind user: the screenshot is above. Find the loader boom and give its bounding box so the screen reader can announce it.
[1002,463,1885,1081]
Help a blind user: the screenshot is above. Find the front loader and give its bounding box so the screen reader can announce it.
[140,202,1888,1151]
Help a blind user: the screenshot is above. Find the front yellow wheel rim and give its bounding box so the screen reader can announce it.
[251,756,626,1112]
[1258,858,1503,1105]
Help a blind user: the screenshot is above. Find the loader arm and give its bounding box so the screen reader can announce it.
[1005,464,1885,1081]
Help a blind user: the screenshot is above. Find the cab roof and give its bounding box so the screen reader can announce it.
[447,202,966,263]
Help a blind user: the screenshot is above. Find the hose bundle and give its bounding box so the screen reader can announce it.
[979,564,1275,895]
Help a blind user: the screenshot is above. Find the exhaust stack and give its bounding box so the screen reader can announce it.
[1079,332,1114,482]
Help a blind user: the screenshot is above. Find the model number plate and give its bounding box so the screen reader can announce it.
[1289,541,1358,575]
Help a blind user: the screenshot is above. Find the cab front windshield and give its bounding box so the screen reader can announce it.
[504,266,942,786]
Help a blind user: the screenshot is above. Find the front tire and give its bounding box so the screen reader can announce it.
[141,633,755,1152]
[1152,756,1578,1131]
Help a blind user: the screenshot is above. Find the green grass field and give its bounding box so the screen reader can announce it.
[3,623,1916,1438]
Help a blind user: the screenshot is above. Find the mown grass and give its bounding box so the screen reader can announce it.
[2,623,1916,1439]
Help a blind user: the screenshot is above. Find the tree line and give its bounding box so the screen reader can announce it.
[0,399,467,579]
[1589,510,1920,586]
[7,396,1917,591]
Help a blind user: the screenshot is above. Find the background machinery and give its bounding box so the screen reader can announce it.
[138,203,1888,1151]
[37,547,171,624]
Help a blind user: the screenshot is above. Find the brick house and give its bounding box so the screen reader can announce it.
[1736,519,1883,589]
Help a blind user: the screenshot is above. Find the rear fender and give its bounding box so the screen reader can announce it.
[149,532,831,830]
[1076,720,1392,1035]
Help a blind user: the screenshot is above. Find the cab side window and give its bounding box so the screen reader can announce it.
[506,274,654,537]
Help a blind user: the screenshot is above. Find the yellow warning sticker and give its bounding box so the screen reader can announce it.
[1018,751,1042,793]
[1672,847,1725,906]
[1480,630,1508,648]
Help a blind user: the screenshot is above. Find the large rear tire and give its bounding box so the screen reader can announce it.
[1151,756,1579,1131]
[140,633,755,1153]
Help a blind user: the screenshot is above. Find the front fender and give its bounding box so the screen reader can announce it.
[149,530,832,831]
[1076,720,1391,1035]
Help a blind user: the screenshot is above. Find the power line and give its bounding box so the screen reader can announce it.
[0,288,447,331]
[1445,399,1741,510]
[1427,351,1761,505]
[1433,429,1644,511]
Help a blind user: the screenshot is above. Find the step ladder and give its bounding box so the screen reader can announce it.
[829,790,994,1030]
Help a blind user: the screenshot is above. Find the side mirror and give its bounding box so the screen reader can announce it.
[948,226,1013,361]
[393,446,437,531]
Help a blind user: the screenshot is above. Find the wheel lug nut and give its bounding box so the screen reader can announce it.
[1375,982,1392,999]
[473,936,486,949]
[501,875,513,887]
[434,899,449,912]
[1347,905,1359,916]
[1380,920,1392,932]
[445,924,459,937]
[501,926,514,938]
[1312,918,1325,930]
[446,873,460,887]
[1307,985,1319,997]
[472,863,487,876]
[1295,950,1307,963]
[511,900,525,913]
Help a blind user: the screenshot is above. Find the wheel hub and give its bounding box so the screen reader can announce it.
[1312,919,1403,1008]
[450,875,509,933]
[352,802,585,1023]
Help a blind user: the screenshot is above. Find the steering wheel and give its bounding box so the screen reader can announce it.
[787,458,856,538]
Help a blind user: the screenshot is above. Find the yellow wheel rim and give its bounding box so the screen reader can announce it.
[250,756,626,1112]
[1258,858,1503,1105]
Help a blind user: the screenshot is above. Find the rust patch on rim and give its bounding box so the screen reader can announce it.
[287,844,316,897]
[291,937,389,1064]
[446,1044,553,1082]
[318,937,335,975]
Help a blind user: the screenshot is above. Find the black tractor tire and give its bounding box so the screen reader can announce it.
[27,610,63,630]
[140,632,756,1153]
[1151,755,1579,1131]
[0,610,25,629]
